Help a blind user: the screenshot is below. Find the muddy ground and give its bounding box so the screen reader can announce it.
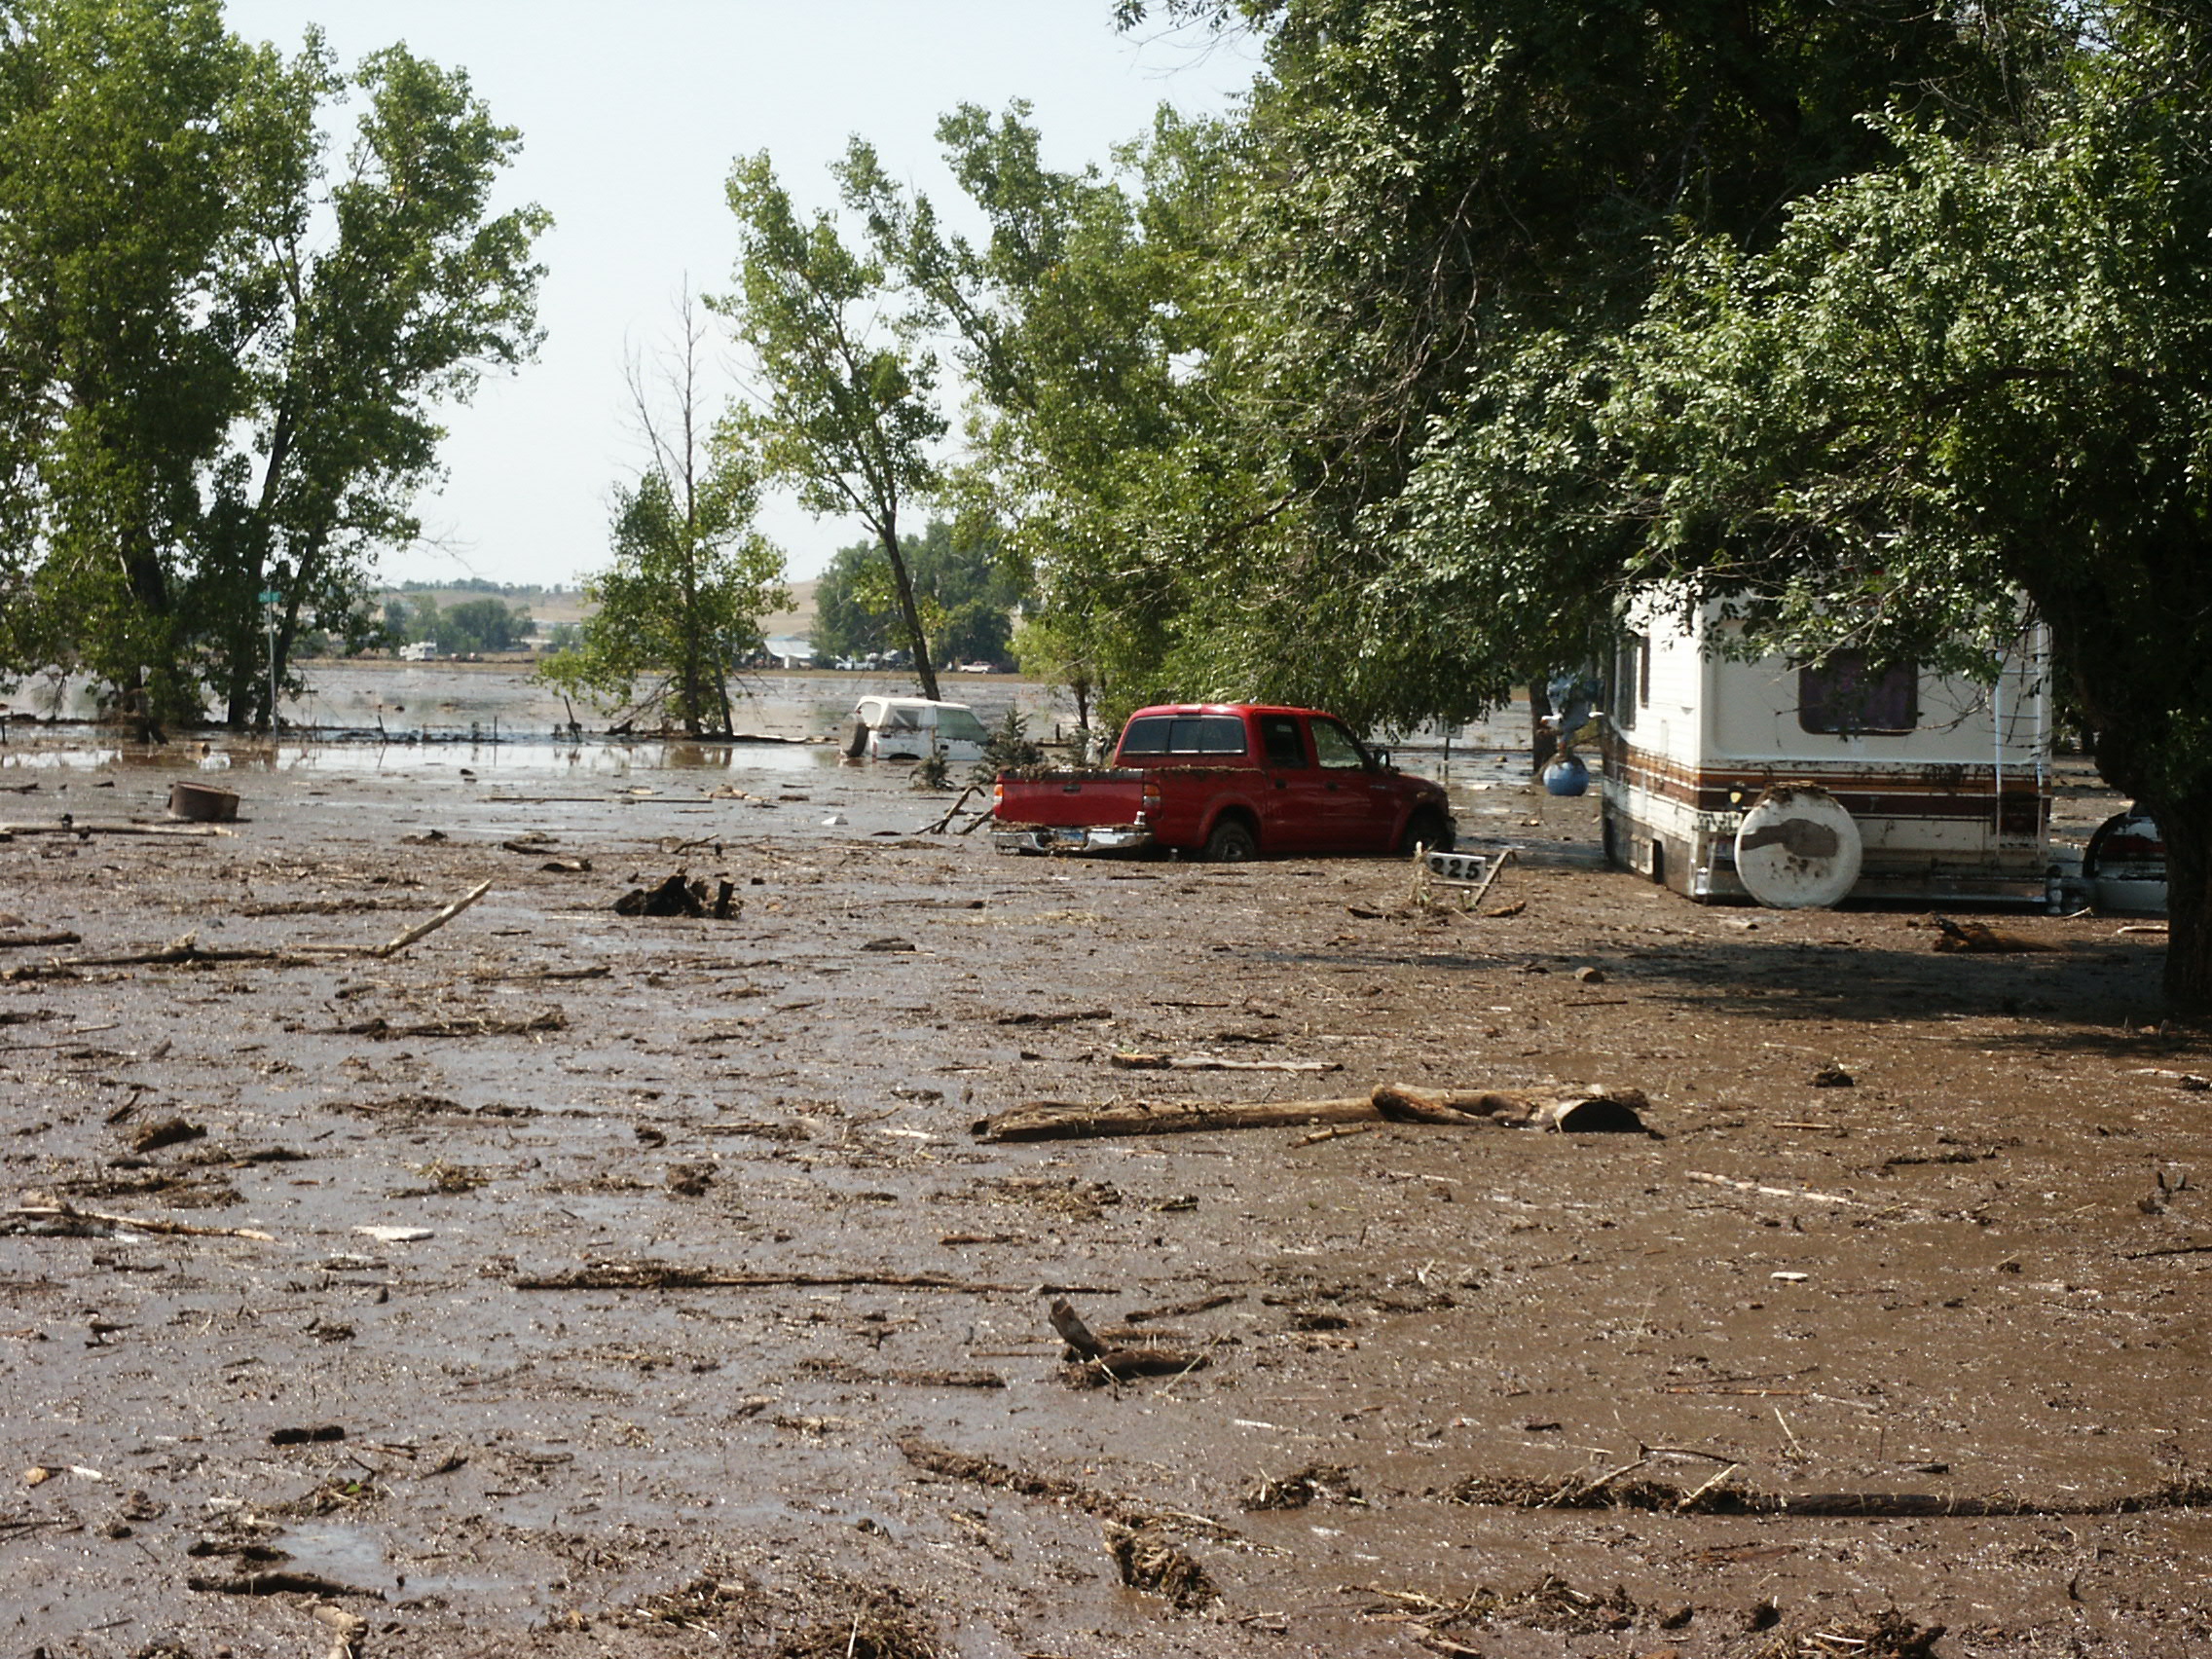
[2,732,2208,1659]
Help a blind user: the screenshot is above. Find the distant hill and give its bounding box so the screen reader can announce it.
[374,578,819,638]
[757,578,818,639]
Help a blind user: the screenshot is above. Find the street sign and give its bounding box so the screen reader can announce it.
[259,589,281,605]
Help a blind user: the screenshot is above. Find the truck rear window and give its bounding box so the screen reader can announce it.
[1120,715,1248,757]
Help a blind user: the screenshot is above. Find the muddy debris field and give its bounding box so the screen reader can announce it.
[2,745,2209,1659]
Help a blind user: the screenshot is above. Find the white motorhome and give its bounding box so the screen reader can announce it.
[1598,595,2053,906]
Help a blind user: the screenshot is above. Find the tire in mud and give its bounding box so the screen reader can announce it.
[1202,818,1258,862]
[1400,807,1454,856]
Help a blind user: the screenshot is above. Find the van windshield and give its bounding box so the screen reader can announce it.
[935,707,989,744]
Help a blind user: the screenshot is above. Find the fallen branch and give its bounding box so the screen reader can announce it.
[8,1195,274,1241]
[0,931,79,950]
[2,880,494,979]
[975,1083,1649,1143]
[1464,846,1517,910]
[1448,1470,2212,1518]
[923,785,981,835]
[368,878,493,956]
[513,1261,1113,1295]
[1686,1171,1871,1208]
[186,1571,386,1599]
[1110,1052,1340,1074]
[0,821,230,838]
[338,1010,565,1040]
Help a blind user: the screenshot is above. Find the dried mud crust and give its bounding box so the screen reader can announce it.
[0,748,2207,1657]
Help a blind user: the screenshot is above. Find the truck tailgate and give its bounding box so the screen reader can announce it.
[993,770,1147,829]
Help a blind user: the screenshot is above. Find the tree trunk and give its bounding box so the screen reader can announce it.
[2150,791,2212,1017]
[878,518,940,702]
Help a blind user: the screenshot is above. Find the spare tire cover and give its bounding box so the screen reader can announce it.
[1734,786,1862,909]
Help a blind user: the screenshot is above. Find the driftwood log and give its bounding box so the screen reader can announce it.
[973,1083,1649,1143]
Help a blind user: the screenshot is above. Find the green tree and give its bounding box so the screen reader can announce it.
[854,102,1238,720]
[541,295,788,734]
[203,40,550,727]
[0,0,296,724]
[1446,6,2212,1010]
[0,4,546,727]
[810,539,896,661]
[435,597,528,655]
[718,148,946,700]
[1085,0,2047,728]
[813,516,1027,666]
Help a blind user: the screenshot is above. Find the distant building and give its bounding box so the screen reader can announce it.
[399,641,438,662]
[763,635,814,670]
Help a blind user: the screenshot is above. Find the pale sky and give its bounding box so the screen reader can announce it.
[217,1,1263,588]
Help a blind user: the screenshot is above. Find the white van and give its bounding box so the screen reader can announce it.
[844,696,991,761]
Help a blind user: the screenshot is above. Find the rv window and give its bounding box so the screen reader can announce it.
[1612,636,1647,730]
[1799,651,1918,734]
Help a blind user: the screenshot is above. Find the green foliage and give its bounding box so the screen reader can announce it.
[540,295,788,735]
[910,748,952,791]
[436,598,530,655]
[811,517,1027,664]
[718,147,945,700]
[1535,13,2212,1005]
[865,101,1244,719]
[0,1,548,725]
[971,707,1043,789]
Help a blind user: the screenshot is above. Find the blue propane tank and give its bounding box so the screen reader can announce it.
[1542,753,1590,796]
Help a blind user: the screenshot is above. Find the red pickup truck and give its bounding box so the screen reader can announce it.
[991,703,1455,860]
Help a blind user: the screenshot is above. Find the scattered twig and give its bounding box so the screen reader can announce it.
[1295,1123,1381,1147]
[368,878,493,957]
[1465,847,1517,910]
[1686,1171,1871,1208]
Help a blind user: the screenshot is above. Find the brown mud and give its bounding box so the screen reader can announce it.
[1,732,2207,1658]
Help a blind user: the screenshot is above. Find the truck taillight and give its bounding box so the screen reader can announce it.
[992,781,1005,809]
[1141,781,1162,818]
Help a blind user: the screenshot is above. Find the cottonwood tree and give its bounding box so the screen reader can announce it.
[0,2,547,726]
[719,148,945,701]
[203,41,551,727]
[1091,0,2050,728]
[541,292,787,735]
[847,103,1239,723]
[0,0,293,722]
[1475,10,2212,1012]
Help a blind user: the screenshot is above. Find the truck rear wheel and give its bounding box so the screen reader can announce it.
[1202,818,1258,862]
